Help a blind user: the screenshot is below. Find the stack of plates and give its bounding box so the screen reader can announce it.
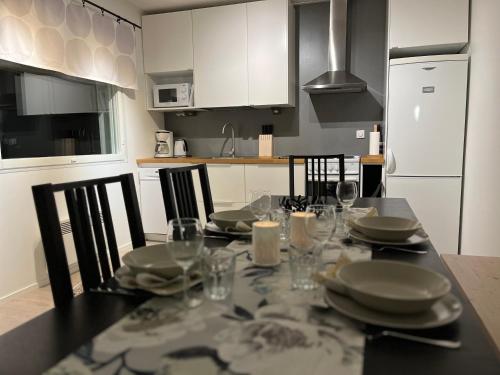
[206,210,257,237]
[323,260,462,329]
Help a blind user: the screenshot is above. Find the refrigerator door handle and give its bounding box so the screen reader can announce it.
[387,148,396,174]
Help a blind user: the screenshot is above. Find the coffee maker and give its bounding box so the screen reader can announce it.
[155,130,174,158]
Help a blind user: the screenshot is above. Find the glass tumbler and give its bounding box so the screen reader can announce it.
[201,247,236,301]
[288,242,322,290]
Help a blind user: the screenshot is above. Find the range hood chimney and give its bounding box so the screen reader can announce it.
[302,0,367,94]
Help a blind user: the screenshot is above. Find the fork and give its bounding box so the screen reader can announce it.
[367,330,461,349]
[374,246,428,255]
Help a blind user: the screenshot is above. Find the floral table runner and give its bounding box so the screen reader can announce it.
[47,237,371,375]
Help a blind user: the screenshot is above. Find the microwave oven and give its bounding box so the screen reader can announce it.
[153,83,193,108]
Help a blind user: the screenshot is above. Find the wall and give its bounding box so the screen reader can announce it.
[0,0,162,299]
[163,0,386,157]
[461,0,500,256]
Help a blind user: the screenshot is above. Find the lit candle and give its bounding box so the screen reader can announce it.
[252,221,280,266]
[290,212,315,249]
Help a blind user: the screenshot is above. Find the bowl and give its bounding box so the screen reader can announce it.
[122,244,182,279]
[353,216,421,241]
[326,260,451,314]
[209,210,257,231]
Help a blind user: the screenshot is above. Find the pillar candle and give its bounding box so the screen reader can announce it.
[290,212,315,249]
[252,221,280,265]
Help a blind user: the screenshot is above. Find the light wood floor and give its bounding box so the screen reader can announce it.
[0,273,81,336]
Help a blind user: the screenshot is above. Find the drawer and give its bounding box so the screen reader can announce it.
[245,164,305,199]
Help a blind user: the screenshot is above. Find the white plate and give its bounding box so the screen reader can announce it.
[325,290,462,330]
[348,229,429,246]
[206,222,252,237]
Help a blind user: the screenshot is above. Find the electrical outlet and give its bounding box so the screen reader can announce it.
[356,130,365,139]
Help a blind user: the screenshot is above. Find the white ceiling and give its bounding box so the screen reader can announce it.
[128,0,325,14]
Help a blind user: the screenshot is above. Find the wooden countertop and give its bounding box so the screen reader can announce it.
[442,254,500,352]
[137,157,304,165]
[360,154,384,165]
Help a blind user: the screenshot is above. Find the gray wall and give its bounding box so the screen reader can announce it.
[164,0,387,157]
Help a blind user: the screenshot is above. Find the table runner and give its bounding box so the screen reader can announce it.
[46,238,371,375]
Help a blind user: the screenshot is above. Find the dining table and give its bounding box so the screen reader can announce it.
[0,197,498,374]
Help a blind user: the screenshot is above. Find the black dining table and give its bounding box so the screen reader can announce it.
[0,197,498,374]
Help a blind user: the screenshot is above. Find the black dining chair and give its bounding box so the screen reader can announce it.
[289,154,345,198]
[158,164,214,223]
[32,173,145,308]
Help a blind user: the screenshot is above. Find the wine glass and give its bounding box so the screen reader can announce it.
[249,190,272,220]
[336,181,358,233]
[166,218,204,308]
[305,205,336,245]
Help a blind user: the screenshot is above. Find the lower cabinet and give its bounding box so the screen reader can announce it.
[139,163,305,235]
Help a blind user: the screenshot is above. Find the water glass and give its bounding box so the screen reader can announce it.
[288,243,322,290]
[270,208,292,242]
[304,205,336,244]
[336,181,358,233]
[167,218,204,308]
[249,190,272,220]
[201,247,236,301]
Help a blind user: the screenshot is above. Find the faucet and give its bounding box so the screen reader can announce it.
[222,122,235,158]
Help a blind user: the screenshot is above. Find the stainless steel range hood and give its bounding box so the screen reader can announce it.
[302,0,367,94]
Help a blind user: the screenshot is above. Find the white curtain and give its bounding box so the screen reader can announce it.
[0,0,138,89]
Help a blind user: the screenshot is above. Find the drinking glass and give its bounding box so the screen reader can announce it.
[249,190,272,220]
[201,247,236,301]
[288,242,322,290]
[336,181,358,233]
[304,205,336,244]
[270,208,292,242]
[166,218,204,308]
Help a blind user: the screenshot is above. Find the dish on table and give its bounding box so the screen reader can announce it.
[122,244,182,279]
[323,260,451,314]
[348,229,429,246]
[325,290,462,330]
[208,210,257,231]
[352,216,421,241]
[205,221,252,237]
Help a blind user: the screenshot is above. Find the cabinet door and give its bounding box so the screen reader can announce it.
[245,164,305,199]
[142,11,193,73]
[140,179,168,235]
[193,4,248,108]
[389,0,468,54]
[247,0,295,106]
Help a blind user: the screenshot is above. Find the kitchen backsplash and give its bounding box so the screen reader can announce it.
[163,0,386,157]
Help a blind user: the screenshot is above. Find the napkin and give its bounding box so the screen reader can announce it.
[225,221,252,233]
[115,266,196,291]
[346,207,378,228]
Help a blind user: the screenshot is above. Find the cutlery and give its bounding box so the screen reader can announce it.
[374,246,428,254]
[204,235,232,239]
[90,286,137,297]
[367,330,461,349]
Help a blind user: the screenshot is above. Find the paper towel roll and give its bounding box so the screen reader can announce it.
[369,131,380,155]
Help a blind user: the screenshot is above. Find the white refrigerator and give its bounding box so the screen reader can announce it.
[385,54,468,254]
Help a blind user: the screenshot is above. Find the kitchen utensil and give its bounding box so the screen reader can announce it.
[374,246,428,255]
[174,139,188,156]
[366,330,461,349]
[122,244,182,279]
[353,216,421,241]
[324,290,462,330]
[348,229,429,246]
[325,260,451,314]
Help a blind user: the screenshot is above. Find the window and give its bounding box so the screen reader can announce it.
[0,64,124,169]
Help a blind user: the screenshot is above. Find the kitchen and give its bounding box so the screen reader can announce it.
[0,0,499,374]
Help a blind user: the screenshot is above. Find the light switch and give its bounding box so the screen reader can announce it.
[356,130,365,139]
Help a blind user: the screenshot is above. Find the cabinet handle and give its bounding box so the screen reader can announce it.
[422,66,436,71]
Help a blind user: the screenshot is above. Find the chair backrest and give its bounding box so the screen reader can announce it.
[289,154,345,198]
[159,164,214,223]
[32,173,145,308]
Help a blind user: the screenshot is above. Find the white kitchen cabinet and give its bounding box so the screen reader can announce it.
[15,73,97,115]
[247,0,295,106]
[245,164,305,199]
[142,11,194,74]
[193,4,248,108]
[389,0,469,57]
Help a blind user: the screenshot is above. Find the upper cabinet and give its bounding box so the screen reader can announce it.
[193,4,249,108]
[247,0,295,106]
[389,0,469,57]
[142,11,194,74]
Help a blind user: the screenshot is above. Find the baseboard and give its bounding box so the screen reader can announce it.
[0,282,39,302]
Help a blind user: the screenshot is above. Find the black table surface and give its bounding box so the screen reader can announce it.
[1,198,498,374]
